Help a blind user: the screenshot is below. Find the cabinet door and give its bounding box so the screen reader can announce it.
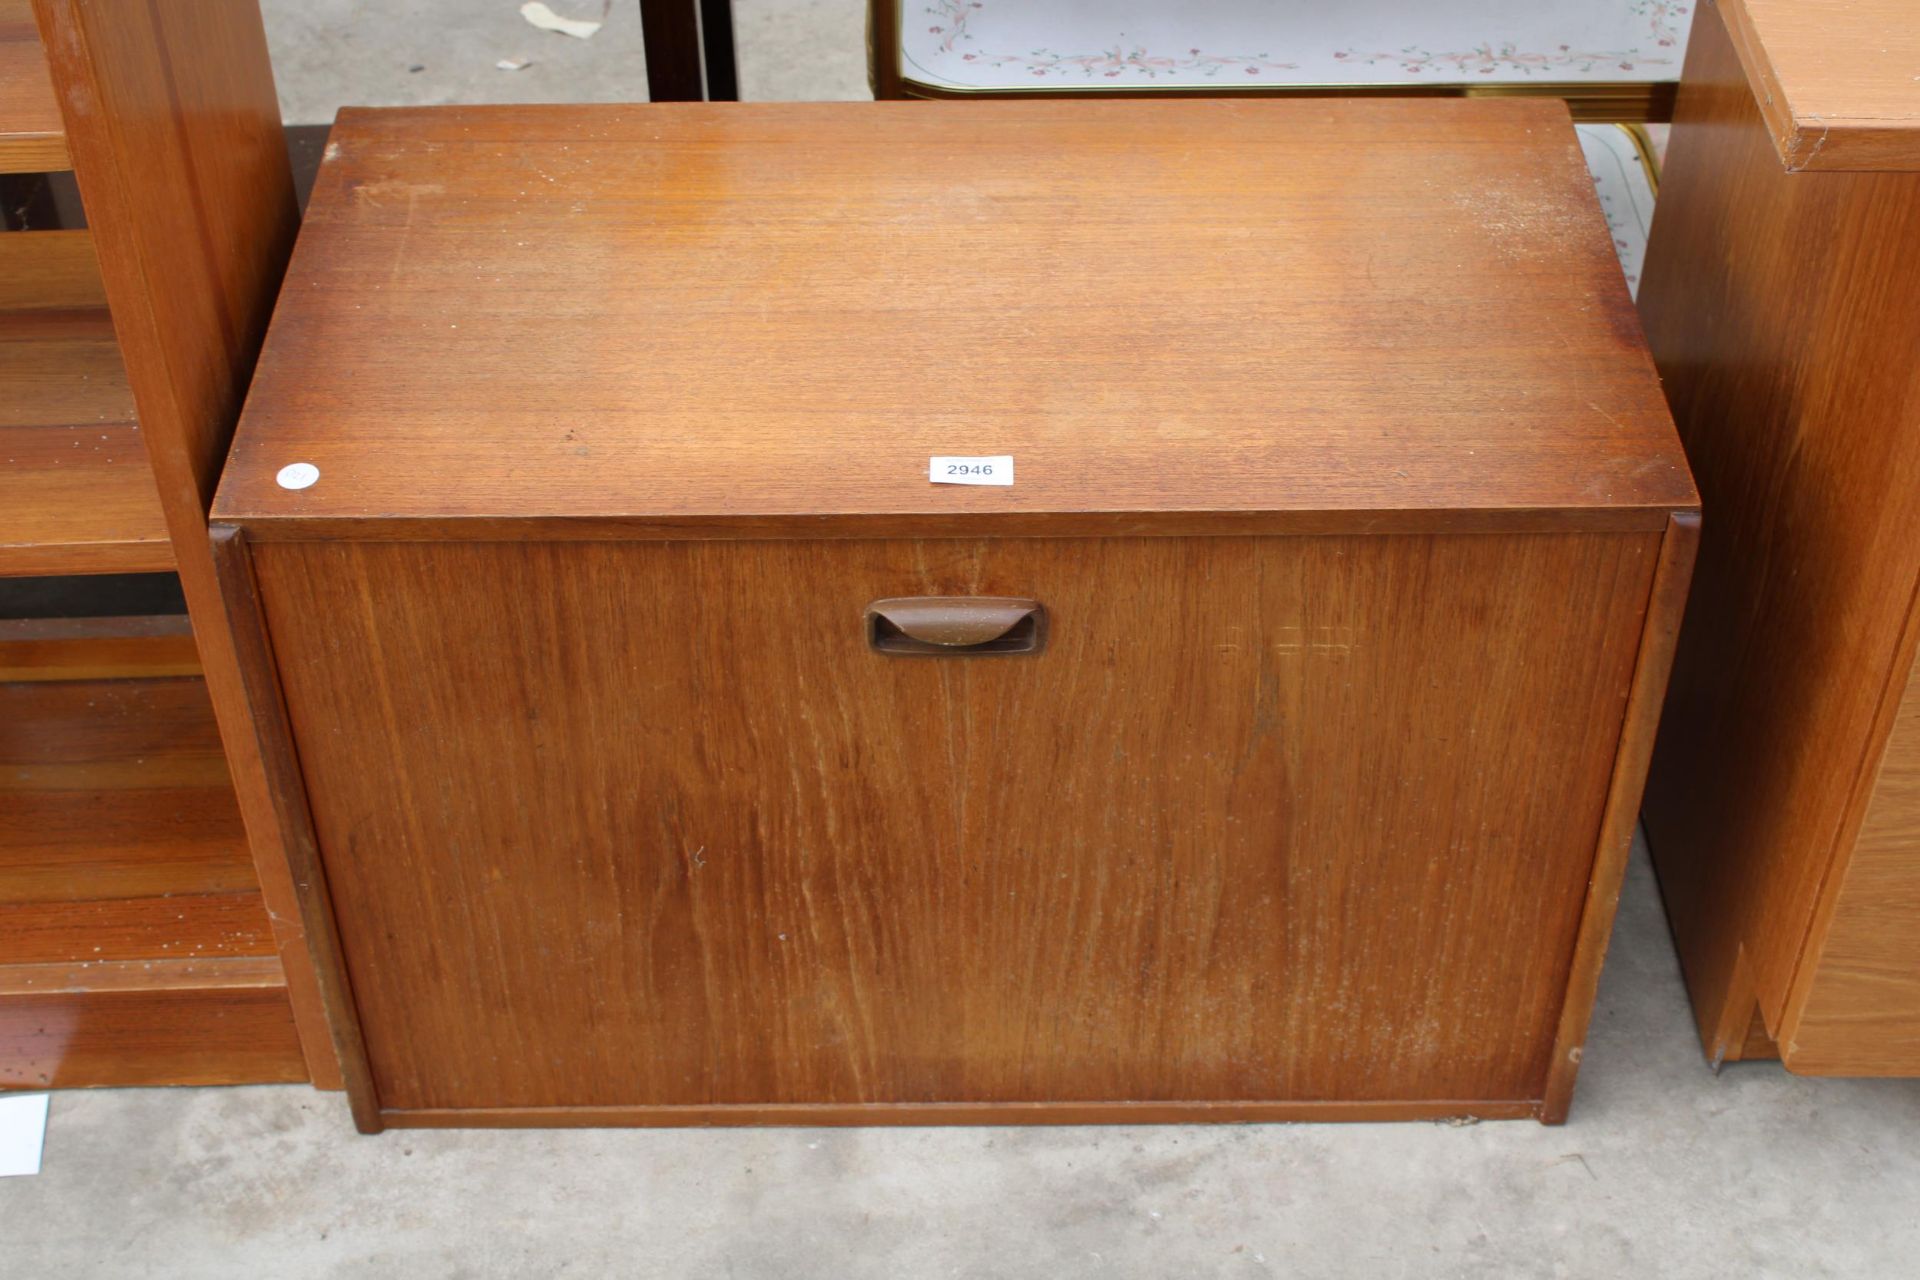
[254,532,1653,1114]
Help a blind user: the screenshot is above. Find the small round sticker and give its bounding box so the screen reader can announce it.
[276,462,320,490]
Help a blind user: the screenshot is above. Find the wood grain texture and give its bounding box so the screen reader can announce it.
[212,100,1693,539]
[0,423,173,574]
[0,225,100,309]
[0,677,251,912]
[0,671,290,1079]
[0,675,256,928]
[1784,645,1920,1072]
[207,525,378,1122]
[1540,511,1697,1121]
[0,614,199,680]
[0,892,274,965]
[253,532,1658,1120]
[0,956,304,1088]
[0,229,171,576]
[0,788,253,900]
[1638,2,1920,1070]
[35,0,297,526]
[1718,0,1920,172]
[0,677,227,782]
[34,0,333,1085]
[0,675,257,917]
[0,674,257,939]
[0,0,64,172]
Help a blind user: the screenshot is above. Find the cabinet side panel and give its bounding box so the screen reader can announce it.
[1637,2,1920,1057]
[1789,647,1920,1073]
[253,533,1654,1113]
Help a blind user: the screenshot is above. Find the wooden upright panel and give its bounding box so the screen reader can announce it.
[33,0,295,522]
[1638,1,1920,1069]
[32,0,334,1084]
[255,532,1656,1118]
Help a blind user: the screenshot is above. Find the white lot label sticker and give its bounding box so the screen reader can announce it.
[930,455,1013,486]
[275,462,320,490]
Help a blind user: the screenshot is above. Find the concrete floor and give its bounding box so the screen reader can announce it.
[262,0,870,122]
[9,4,1920,1276]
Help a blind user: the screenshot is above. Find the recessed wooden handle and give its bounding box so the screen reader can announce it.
[866,598,1046,656]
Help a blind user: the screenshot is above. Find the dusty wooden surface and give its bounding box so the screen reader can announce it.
[0,675,302,1085]
[215,99,1692,539]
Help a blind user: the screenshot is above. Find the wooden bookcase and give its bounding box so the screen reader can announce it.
[1,0,332,1089]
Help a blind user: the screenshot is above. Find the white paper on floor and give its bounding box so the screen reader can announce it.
[0,1093,50,1177]
[520,2,602,40]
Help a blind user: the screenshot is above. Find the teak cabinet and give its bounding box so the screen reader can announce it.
[1640,0,1920,1073]
[211,101,1697,1131]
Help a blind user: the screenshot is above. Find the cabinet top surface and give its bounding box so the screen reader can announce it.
[215,101,1694,536]
[1722,0,1920,171]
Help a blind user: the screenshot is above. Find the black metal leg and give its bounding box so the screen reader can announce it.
[699,0,738,101]
[638,0,738,102]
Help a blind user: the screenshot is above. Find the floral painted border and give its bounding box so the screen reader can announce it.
[915,1,1689,84]
[1331,43,1654,77]
[1333,3,1688,76]
[924,1,1296,80]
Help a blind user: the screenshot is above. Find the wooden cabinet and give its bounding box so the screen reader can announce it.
[210,100,1697,1130]
[1638,0,1920,1074]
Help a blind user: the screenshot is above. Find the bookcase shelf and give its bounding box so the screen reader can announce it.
[0,659,303,1087]
[0,229,173,576]
[0,0,66,173]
